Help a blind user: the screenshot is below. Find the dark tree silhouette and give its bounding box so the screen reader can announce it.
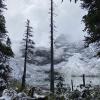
[0,0,13,58]
[50,0,55,94]
[0,0,7,42]
[0,0,13,89]
[62,0,100,56]
[21,19,35,91]
[81,0,100,49]
[6,37,11,47]
[56,75,67,96]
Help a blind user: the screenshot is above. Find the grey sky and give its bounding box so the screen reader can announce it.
[5,0,87,54]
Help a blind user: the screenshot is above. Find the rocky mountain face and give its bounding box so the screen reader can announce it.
[27,34,84,66]
[27,34,100,76]
[9,34,100,87]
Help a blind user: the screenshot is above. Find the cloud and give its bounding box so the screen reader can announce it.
[5,0,87,54]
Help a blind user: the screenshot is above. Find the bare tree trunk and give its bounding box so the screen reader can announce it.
[71,80,74,91]
[83,74,85,87]
[50,0,54,93]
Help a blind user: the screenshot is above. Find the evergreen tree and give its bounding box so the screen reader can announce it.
[0,0,13,89]
[81,0,100,48]
[4,36,13,62]
[21,19,35,90]
[71,0,100,56]
[6,37,11,47]
[62,0,100,56]
[0,0,7,42]
[0,0,13,58]
[56,75,66,94]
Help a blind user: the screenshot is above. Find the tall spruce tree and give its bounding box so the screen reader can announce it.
[0,0,13,89]
[0,0,13,58]
[21,19,35,90]
[0,0,6,42]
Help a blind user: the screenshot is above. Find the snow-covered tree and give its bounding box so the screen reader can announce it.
[0,0,13,90]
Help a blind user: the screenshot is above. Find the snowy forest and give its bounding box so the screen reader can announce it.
[0,0,100,100]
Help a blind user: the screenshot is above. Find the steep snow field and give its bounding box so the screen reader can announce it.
[9,51,100,88]
[61,53,100,76]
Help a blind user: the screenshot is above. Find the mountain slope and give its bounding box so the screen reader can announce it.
[9,34,100,87]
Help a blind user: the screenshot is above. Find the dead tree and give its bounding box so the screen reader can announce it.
[50,0,55,94]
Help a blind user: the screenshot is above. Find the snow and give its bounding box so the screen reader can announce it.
[34,93,45,98]
[0,89,17,100]
[0,89,35,100]
[60,53,100,76]
[9,57,49,87]
[8,36,100,87]
[0,88,47,99]
[9,52,100,88]
[0,95,12,100]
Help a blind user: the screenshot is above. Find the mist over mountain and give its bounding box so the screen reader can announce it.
[24,34,84,65]
[9,34,100,87]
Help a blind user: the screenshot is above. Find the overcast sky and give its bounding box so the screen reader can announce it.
[5,0,87,54]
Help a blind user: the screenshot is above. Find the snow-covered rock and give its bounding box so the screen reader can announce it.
[0,89,17,100]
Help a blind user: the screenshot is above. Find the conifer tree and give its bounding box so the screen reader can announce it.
[62,0,100,56]
[0,0,13,58]
[0,0,7,42]
[0,0,13,89]
[56,75,67,99]
[81,0,100,49]
[21,19,35,90]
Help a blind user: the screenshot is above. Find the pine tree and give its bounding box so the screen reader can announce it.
[0,0,13,58]
[4,37,13,62]
[69,0,100,56]
[0,0,13,89]
[56,75,67,99]
[21,19,35,90]
[6,37,11,47]
[81,0,100,48]
[0,0,7,42]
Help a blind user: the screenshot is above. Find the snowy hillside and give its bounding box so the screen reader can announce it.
[9,34,100,87]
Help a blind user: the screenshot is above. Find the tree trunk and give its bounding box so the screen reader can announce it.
[83,74,85,87]
[50,0,54,93]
